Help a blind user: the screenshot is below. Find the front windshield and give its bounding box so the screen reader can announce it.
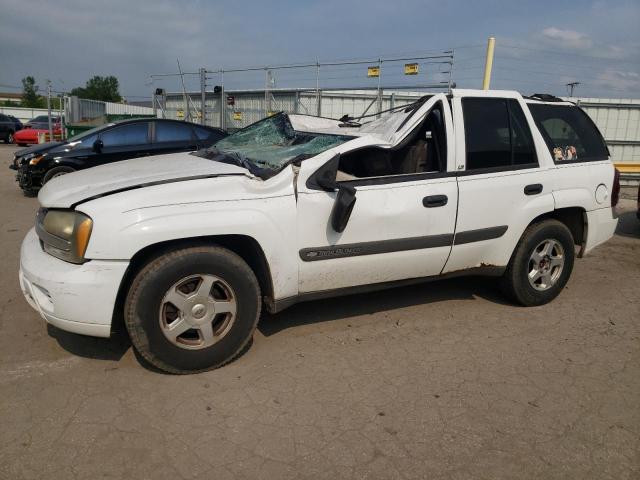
[212,113,352,171]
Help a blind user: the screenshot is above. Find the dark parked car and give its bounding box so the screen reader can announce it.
[25,115,61,130]
[11,118,227,194]
[0,113,17,143]
[8,115,23,131]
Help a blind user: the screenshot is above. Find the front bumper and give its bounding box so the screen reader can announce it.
[15,164,40,189]
[19,228,129,338]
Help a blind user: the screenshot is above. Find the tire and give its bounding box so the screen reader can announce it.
[501,219,575,306]
[124,246,261,374]
[5,131,14,144]
[42,166,75,185]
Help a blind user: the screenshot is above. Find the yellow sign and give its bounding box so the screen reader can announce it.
[267,111,277,117]
[404,63,419,75]
[367,66,380,77]
[233,111,242,121]
[176,110,184,119]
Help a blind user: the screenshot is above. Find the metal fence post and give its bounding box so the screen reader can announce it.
[376,59,382,118]
[264,68,269,118]
[46,80,53,141]
[315,60,320,115]
[200,68,206,125]
[294,90,300,114]
[220,69,225,130]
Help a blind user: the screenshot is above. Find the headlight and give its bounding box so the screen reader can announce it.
[29,155,44,165]
[36,208,93,264]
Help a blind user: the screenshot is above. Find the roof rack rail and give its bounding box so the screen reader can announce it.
[524,93,565,102]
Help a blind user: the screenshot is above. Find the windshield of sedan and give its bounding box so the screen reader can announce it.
[210,113,352,172]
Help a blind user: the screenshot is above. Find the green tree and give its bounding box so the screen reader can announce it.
[21,76,44,108]
[71,76,122,102]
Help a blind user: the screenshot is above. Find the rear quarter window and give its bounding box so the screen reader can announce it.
[528,104,609,163]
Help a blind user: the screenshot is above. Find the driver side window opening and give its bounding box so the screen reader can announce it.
[336,102,448,182]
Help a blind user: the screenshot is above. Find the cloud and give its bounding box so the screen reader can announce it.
[595,69,640,91]
[539,27,593,50]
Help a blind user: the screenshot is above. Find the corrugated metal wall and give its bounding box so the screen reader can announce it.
[576,98,640,165]
[0,99,155,124]
[163,90,640,167]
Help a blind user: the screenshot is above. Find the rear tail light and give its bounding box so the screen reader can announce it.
[611,168,620,207]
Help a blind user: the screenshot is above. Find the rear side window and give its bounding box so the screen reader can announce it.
[155,122,194,143]
[194,126,213,140]
[528,104,609,162]
[462,98,537,171]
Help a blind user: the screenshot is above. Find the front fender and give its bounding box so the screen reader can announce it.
[79,183,298,300]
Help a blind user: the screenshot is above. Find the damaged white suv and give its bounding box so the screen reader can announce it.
[20,89,619,373]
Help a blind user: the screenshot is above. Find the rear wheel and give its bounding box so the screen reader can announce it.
[5,131,14,144]
[124,246,261,374]
[42,166,75,185]
[501,219,575,306]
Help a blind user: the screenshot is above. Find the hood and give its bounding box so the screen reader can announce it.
[14,141,62,158]
[38,152,250,208]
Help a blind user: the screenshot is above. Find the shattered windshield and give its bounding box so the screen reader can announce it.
[211,113,352,171]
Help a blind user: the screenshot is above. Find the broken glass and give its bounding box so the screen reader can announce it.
[212,113,352,171]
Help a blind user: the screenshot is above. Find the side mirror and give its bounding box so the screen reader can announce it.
[92,139,103,153]
[330,184,357,233]
[315,174,339,192]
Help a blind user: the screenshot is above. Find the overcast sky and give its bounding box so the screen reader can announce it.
[1,0,639,99]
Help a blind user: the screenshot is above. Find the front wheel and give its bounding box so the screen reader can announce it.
[124,246,261,374]
[42,166,75,185]
[501,219,575,306]
[6,132,14,144]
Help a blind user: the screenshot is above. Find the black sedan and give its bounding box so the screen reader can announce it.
[11,118,227,194]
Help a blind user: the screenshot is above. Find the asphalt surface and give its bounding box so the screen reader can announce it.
[0,144,638,479]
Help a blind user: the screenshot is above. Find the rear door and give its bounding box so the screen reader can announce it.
[443,93,555,272]
[149,121,198,156]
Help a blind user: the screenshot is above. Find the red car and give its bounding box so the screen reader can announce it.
[13,125,63,146]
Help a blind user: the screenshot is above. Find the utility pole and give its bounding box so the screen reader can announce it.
[482,37,496,90]
[566,82,580,97]
[46,80,53,141]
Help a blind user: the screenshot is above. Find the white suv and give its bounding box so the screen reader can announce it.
[19,89,619,373]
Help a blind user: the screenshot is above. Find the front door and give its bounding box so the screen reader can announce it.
[295,95,458,293]
[96,121,152,165]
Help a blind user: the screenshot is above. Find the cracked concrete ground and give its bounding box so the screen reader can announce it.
[0,144,638,479]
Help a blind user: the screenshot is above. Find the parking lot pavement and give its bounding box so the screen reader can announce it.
[0,143,638,479]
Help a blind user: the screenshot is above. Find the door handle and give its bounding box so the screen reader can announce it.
[524,184,543,195]
[423,194,448,208]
